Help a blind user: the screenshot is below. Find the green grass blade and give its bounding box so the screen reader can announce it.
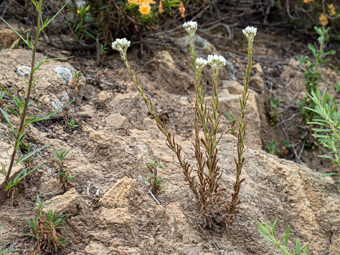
[14,144,49,166]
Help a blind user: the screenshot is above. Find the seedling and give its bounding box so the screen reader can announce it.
[268,95,281,126]
[25,195,68,253]
[54,149,74,191]
[142,159,164,194]
[258,219,310,255]
[68,118,79,130]
[281,138,292,155]
[266,140,279,155]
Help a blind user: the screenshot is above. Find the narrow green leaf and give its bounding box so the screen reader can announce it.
[0,108,15,135]
[296,238,301,254]
[14,144,49,166]
[41,0,70,31]
[0,17,32,49]
[31,98,75,123]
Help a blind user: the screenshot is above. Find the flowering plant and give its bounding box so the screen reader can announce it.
[112,22,257,227]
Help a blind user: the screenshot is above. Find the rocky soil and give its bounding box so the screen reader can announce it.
[0,23,339,255]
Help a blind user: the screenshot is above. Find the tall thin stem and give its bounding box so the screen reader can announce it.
[0,0,43,206]
[226,37,254,224]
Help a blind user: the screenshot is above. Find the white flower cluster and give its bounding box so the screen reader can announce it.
[196,57,208,69]
[183,21,197,36]
[112,38,131,53]
[242,26,257,40]
[207,55,227,69]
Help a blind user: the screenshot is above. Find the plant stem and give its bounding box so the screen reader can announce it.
[226,37,254,224]
[0,0,43,206]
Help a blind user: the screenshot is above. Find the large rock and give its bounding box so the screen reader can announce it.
[43,188,85,216]
[0,27,19,49]
[76,134,339,255]
[218,80,263,149]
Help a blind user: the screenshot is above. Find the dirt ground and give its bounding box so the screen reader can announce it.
[0,13,339,255]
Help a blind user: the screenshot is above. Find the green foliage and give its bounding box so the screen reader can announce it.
[68,118,79,130]
[268,95,281,126]
[54,149,74,191]
[142,159,164,194]
[0,0,69,205]
[60,0,210,47]
[273,0,340,31]
[335,82,340,92]
[72,71,81,85]
[265,140,279,155]
[306,88,340,169]
[297,26,335,122]
[55,149,72,164]
[258,219,309,255]
[25,195,68,252]
[0,248,14,254]
[224,111,237,135]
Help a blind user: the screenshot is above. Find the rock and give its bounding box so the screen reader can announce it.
[51,98,63,110]
[100,177,136,208]
[0,27,18,49]
[98,90,112,103]
[219,80,263,149]
[43,188,84,216]
[253,63,263,74]
[54,66,72,84]
[249,74,265,91]
[154,51,177,70]
[0,124,23,184]
[78,104,95,116]
[98,207,132,225]
[222,80,244,94]
[105,113,129,130]
[175,35,216,54]
[85,242,111,254]
[330,236,340,254]
[16,66,31,77]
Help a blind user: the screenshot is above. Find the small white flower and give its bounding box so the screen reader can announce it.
[183,21,197,36]
[196,57,208,69]
[207,55,227,69]
[242,26,257,40]
[112,38,131,53]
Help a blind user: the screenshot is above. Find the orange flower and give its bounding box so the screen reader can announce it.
[137,0,155,4]
[328,4,336,16]
[179,1,185,18]
[139,3,151,15]
[303,0,314,3]
[128,0,138,4]
[159,0,164,13]
[319,13,329,26]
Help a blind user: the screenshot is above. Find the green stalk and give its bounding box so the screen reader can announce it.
[0,0,43,206]
[226,36,254,223]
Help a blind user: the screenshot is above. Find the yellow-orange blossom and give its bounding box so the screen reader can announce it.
[128,0,155,15]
